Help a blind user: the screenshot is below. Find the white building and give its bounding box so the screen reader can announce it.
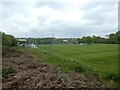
[25,43,38,48]
[17,39,27,46]
[29,44,37,48]
[63,40,68,43]
[17,39,37,48]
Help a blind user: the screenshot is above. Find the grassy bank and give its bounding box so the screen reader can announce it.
[30,44,119,87]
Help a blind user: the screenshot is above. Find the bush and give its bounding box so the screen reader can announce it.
[104,72,120,82]
[75,65,84,73]
[2,32,18,47]
[2,65,16,82]
[2,46,21,57]
[2,46,7,55]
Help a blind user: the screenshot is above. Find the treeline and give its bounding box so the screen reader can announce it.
[20,31,120,45]
[23,38,67,45]
[0,32,18,47]
[1,31,120,46]
[77,31,120,44]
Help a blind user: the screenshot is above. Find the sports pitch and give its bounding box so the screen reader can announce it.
[31,44,118,75]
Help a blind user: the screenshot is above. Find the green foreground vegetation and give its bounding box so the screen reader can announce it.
[30,44,119,87]
[1,31,119,88]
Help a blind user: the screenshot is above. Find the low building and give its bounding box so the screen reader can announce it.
[17,39,27,46]
[63,40,68,43]
[17,39,37,48]
[25,43,37,48]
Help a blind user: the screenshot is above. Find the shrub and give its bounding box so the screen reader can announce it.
[43,51,47,54]
[104,72,120,82]
[2,46,21,57]
[2,65,16,82]
[2,33,18,47]
[2,46,7,55]
[75,65,84,73]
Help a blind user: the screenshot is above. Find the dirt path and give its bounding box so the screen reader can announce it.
[2,50,104,89]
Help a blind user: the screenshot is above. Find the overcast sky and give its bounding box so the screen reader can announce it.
[0,0,119,38]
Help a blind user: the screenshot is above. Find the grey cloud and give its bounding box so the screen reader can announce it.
[37,16,47,26]
[80,2,116,11]
[82,11,104,20]
[0,1,118,38]
[34,1,66,11]
[1,2,29,20]
[81,2,117,26]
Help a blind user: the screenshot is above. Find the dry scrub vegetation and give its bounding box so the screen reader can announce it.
[2,47,105,89]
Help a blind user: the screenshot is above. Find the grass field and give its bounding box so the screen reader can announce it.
[30,44,119,85]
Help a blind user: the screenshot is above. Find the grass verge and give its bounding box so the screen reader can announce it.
[29,44,119,88]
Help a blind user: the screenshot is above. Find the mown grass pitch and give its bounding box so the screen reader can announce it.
[30,44,119,84]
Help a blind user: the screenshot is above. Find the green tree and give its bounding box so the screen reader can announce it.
[76,38,81,44]
[109,33,116,44]
[115,31,120,44]
[81,36,93,44]
[2,33,18,46]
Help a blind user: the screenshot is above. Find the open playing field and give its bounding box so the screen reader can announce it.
[30,44,118,78]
